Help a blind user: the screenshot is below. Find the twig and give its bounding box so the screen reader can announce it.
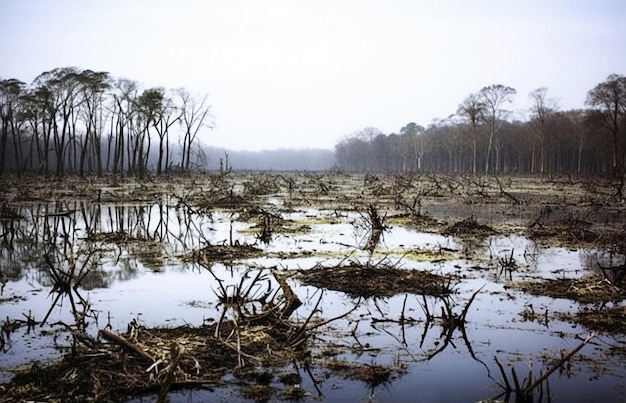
[273,271,302,319]
[301,297,362,333]
[494,356,511,391]
[214,337,262,363]
[524,332,596,394]
[459,285,485,322]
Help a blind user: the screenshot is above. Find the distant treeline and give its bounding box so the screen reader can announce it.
[2,68,625,176]
[335,76,626,176]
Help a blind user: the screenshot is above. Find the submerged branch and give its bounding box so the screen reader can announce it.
[523,333,596,394]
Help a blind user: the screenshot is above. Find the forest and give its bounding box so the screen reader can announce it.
[335,76,626,176]
[1,69,625,176]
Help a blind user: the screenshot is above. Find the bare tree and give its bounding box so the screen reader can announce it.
[457,93,485,175]
[400,122,425,171]
[0,78,25,173]
[152,90,181,174]
[132,88,163,176]
[480,84,516,174]
[585,74,626,170]
[528,87,558,175]
[176,89,213,172]
[556,110,588,173]
[77,70,111,175]
[109,78,137,175]
[32,67,84,176]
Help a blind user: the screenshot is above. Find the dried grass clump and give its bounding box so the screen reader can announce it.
[527,222,597,244]
[443,216,495,237]
[87,230,151,243]
[295,263,456,298]
[526,208,599,245]
[2,321,299,402]
[512,274,625,303]
[0,202,22,220]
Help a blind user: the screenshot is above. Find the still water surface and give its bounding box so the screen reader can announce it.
[1,200,624,401]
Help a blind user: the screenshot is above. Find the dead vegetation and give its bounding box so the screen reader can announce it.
[511,274,625,304]
[3,320,301,402]
[443,215,496,237]
[492,333,597,403]
[527,207,599,244]
[324,360,405,389]
[295,262,457,299]
[187,243,264,264]
[0,202,22,220]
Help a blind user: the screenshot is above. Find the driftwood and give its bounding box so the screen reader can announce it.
[99,327,155,362]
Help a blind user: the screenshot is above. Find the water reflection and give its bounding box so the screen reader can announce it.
[0,196,625,401]
[0,199,221,288]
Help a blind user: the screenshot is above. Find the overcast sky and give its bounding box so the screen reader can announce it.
[1,1,625,151]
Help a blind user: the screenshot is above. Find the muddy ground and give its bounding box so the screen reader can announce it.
[0,171,625,402]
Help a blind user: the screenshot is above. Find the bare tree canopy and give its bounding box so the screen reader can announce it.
[479,85,516,174]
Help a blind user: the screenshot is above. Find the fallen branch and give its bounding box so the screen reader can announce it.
[493,176,521,204]
[99,328,155,362]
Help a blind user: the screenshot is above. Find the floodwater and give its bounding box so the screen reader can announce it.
[1,198,625,402]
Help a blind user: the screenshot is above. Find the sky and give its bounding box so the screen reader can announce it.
[1,1,625,151]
